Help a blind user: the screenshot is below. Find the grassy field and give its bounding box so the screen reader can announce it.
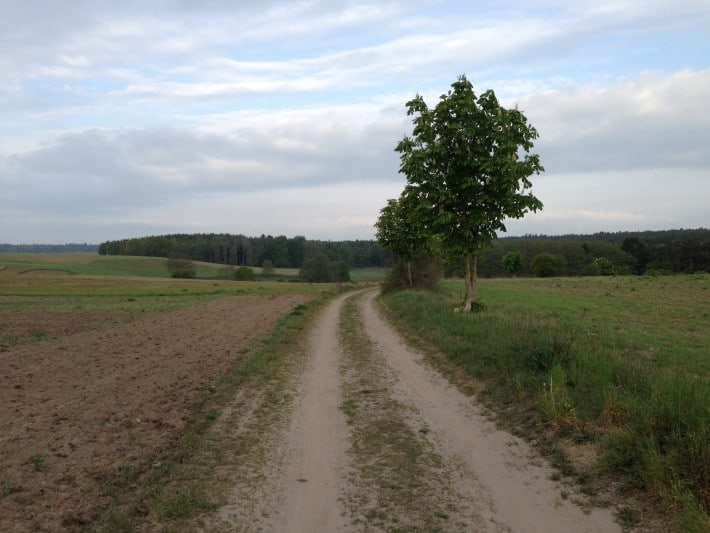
[0,252,385,282]
[381,274,709,531]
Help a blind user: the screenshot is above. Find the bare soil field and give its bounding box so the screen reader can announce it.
[0,293,310,531]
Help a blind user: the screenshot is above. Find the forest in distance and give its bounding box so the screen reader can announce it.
[91,228,709,277]
[2,227,707,277]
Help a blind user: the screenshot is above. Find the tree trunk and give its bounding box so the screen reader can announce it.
[406,261,413,288]
[462,254,478,312]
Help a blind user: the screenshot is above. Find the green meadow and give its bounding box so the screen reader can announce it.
[381,274,709,530]
[0,252,384,283]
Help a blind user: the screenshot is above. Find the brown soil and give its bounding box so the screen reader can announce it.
[1,311,128,345]
[0,294,310,532]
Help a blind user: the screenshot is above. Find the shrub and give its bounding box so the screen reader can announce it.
[233,266,255,281]
[166,257,196,279]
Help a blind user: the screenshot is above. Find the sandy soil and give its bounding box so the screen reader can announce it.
[267,292,350,531]
[0,293,310,532]
[358,289,619,532]
[211,288,620,532]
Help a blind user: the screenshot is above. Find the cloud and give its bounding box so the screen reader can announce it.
[519,69,710,173]
[1,1,708,243]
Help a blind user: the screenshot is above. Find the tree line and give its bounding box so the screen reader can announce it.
[477,228,710,277]
[98,233,392,269]
[95,229,708,276]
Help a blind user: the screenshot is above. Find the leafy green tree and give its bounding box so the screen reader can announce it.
[531,253,565,277]
[501,251,524,277]
[330,260,351,282]
[621,237,652,274]
[299,253,332,282]
[396,75,543,310]
[375,194,431,288]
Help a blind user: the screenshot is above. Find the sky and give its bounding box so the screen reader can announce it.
[1,0,708,244]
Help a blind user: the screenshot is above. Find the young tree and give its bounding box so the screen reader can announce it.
[396,75,543,311]
[501,251,524,277]
[261,259,275,277]
[375,193,430,288]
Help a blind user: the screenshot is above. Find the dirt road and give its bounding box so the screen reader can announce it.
[212,289,620,531]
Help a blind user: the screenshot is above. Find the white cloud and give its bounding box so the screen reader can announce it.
[0,1,708,243]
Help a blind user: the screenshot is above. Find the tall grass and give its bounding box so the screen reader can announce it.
[381,275,709,530]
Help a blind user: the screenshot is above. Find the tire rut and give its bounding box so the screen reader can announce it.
[208,288,620,532]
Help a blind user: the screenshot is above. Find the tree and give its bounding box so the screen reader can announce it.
[299,253,332,282]
[375,194,431,288]
[396,75,543,311]
[501,251,524,277]
[261,259,275,277]
[531,253,565,277]
[330,260,351,282]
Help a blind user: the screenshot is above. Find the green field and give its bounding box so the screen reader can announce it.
[0,252,385,282]
[381,274,709,530]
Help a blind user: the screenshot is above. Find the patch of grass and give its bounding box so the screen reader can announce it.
[380,275,710,528]
[156,489,215,519]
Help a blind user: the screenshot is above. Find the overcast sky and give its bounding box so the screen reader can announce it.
[1,1,708,244]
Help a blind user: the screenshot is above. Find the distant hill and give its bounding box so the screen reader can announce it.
[0,243,99,253]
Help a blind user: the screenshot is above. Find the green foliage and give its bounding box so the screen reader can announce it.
[392,75,543,301]
[299,253,331,282]
[381,276,710,527]
[501,251,524,276]
[299,253,350,283]
[592,257,619,276]
[233,266,255,281]
[531,253,566,277]
[330,260,351,282]
[381,256,442,293]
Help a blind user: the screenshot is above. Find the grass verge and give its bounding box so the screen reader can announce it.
[380,275,709,531]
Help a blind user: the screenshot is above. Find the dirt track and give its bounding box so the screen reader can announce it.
[211,289,620,531]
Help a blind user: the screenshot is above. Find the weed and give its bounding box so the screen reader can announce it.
[615,506,640,529]
[1,475,13,498]
[31,454,45,472]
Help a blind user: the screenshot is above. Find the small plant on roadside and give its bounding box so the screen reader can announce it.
[540,364,578,428]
